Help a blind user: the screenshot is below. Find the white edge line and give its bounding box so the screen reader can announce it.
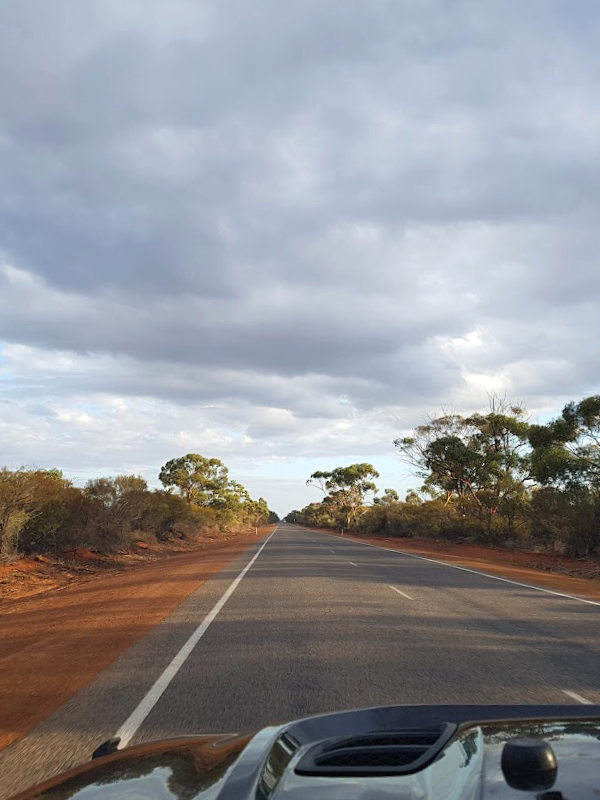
[308,529,600,608]
[563,690,593,705]
[390,585,414,600]
[114,528,277,748]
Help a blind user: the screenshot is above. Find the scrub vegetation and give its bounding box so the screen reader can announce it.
[0,454,277,557]
[287,395,600,558]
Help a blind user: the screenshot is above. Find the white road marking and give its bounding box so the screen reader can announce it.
[114,529,277,748]
[389,585,414,600]
[349,561,358,567]
[563,690,593,705]
[313,531,600,609]
[329,549,335,553]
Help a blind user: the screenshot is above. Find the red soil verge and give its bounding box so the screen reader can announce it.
[0,536,240,602]
[322,529,600,602]
[0,528,274,752]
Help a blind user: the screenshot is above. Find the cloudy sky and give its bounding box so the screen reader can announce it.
[1,1,599,514]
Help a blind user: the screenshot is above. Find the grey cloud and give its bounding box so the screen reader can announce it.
[0,264,467,396]
[1,0,600,508]
[3,0,600,297]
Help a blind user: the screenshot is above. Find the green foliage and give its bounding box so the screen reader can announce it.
[1,453,275,556]
[307,463,379,528]
[19,486,86,553]
[395,399,530,518]
[404,490,422,505]
[287,501,341,529]
[15,474,198,554]
[294,394,600,558]
[159,454,229,504]
[0,468,72,556]
[158,453,274,529]
[529,395,600,489]
[373,488,400,505]
[529,487,600,556]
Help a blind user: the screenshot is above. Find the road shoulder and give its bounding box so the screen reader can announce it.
[0,528,273,753]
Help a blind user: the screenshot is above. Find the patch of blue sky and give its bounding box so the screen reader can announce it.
[0,341,13,379]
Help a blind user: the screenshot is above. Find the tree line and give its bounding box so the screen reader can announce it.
[286,395,600,557]
[0,453,278,557]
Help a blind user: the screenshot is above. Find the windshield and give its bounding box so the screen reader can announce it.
[1,2,599,799]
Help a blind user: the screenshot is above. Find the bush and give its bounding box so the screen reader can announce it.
[1,461,274,557]
[357,500,460,540]
[528,488,600,557]
[2,471,221,555]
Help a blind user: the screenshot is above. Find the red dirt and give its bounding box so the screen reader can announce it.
[0,528,274,752]
[0,535,243,602]
[324,530,600,602]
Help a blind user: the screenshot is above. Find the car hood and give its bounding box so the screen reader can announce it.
[8,704,600,800]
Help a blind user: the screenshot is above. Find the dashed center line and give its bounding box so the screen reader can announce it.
[389,585,414,600]
[563,689,593,705]
[315,531,600,608]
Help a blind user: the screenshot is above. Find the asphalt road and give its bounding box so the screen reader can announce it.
[2,523,600,797]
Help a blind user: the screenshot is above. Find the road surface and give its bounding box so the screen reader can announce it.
[2,523,600,797]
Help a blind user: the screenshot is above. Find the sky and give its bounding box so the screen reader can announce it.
[1,1,599,515]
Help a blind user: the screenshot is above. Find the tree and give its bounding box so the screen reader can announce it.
[209,480,249,512]
[395,414,478,505]
[244,497,271,528]
[307,463,379,528]
[373,488,400,505]
[527,397,600,556]
[0,468,70,556]
[529,396,600,489]
[395,399,530,526]
[159,454,229,505]
[289,501,340,529]
[84,475,148,505]
[82,475,150,547]
[405,490,422,505]
[462,401,531,532]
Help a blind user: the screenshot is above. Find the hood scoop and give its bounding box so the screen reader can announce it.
[294,723,456,777]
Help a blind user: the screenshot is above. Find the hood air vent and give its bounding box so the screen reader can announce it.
[295,723,456,777]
